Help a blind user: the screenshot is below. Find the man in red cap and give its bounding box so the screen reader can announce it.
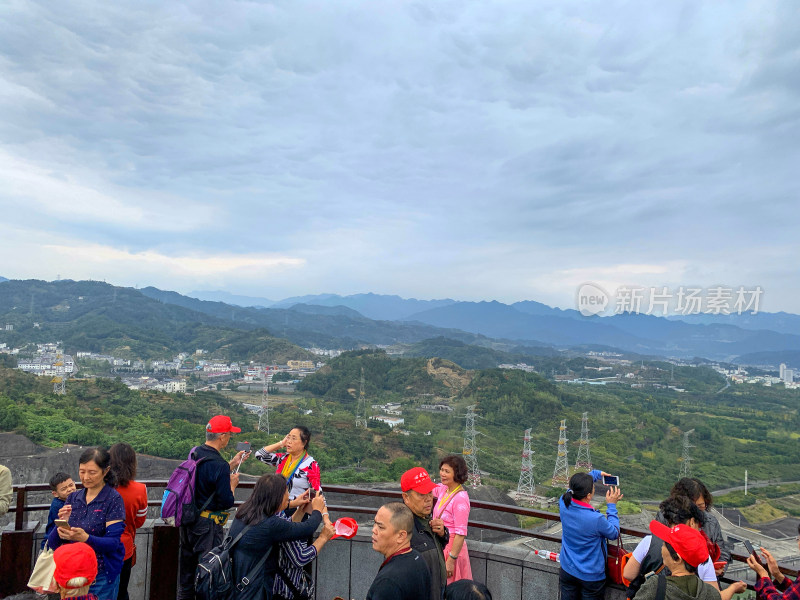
[400,467,449,600]
[177,415,249,600]
[633,521,745,600]
[53,542,98,599]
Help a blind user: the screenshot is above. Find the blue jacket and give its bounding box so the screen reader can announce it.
[559,470,620,581]
[42,497,66,549]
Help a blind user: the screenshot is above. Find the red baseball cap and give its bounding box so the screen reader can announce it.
[206,415,241,434]
[649,521,709,567]
[54,543,98,588]
[331,517,359,540]
[401,467,435,494]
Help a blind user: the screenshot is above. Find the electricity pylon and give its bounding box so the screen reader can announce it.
[575,412,592,471]
[52,352,66,395]
[355,367,368,428]
[552,420,569,487]
[463,405,482,486]
[258,366,270,433]
[515,428,536,504]
[680,429,695,477]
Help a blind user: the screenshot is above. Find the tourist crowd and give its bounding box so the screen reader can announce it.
[3,414,793,600]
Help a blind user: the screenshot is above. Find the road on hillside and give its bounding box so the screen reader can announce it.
[712,480,800,496]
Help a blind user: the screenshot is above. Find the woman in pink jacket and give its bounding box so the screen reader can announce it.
[433,455,472,583]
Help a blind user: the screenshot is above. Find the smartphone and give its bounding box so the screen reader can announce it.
[309,488,317,499]
[236,441,251,453]
[744,540,763,566]
[602,474,620,486]
[55,519,70,529]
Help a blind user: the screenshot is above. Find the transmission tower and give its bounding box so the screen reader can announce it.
[258,366,270,433]
[463,405,482,486]
[575,412,592,471]
[355,367,368,428]
[515,428,536,504]
[680,429,695,477]
[552,420,570,487]
[52,351,66,395]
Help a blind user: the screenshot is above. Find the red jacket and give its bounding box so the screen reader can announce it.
[116,481,148,562]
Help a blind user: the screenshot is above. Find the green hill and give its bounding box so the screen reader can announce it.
[0,366,441,482]
[0,280,313,362]
[296,349,452,402]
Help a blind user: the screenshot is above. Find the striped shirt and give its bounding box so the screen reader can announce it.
[273,513,317,599]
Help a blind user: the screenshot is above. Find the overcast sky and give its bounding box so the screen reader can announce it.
[1,0,799,312]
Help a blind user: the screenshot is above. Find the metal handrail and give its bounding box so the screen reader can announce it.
[8,480,797,583]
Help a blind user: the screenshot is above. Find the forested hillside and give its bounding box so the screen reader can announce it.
[0,365,439,483]
[3,343,800,497]
[0,279,314,361]
[296,351,800,496]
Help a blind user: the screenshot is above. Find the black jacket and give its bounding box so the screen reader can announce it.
[230,511,322,600]
[410,514,449,600]
[194,444,236,512]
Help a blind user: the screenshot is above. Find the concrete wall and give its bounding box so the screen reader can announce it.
[22,523,628,600]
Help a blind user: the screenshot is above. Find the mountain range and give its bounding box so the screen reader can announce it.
[188,289,800,364]
[1,278,799,366]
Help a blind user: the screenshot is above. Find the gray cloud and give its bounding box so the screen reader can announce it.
[0,0,798,308]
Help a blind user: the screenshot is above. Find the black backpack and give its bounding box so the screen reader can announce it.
[626,536,668,599]
[195,524,272,600]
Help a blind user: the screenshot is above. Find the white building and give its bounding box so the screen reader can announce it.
[159,380,187,393]
[371,416,404,428]
[17,353,76,376]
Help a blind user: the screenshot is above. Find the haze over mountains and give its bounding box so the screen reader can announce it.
[1,279,799,366]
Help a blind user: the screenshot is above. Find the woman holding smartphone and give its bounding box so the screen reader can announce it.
[47,447,125,600]
[559,470,622,600]
[230,473,326,600]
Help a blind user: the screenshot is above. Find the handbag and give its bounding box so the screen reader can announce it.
[28,544,59,594]
[607,536,631,585]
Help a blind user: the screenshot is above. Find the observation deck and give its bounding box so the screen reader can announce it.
[0,481,784,600]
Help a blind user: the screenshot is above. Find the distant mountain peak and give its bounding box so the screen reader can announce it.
[188,290,275,307]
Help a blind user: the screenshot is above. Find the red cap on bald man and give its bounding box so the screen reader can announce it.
[401,467,435,494]
[206,415,241,434]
